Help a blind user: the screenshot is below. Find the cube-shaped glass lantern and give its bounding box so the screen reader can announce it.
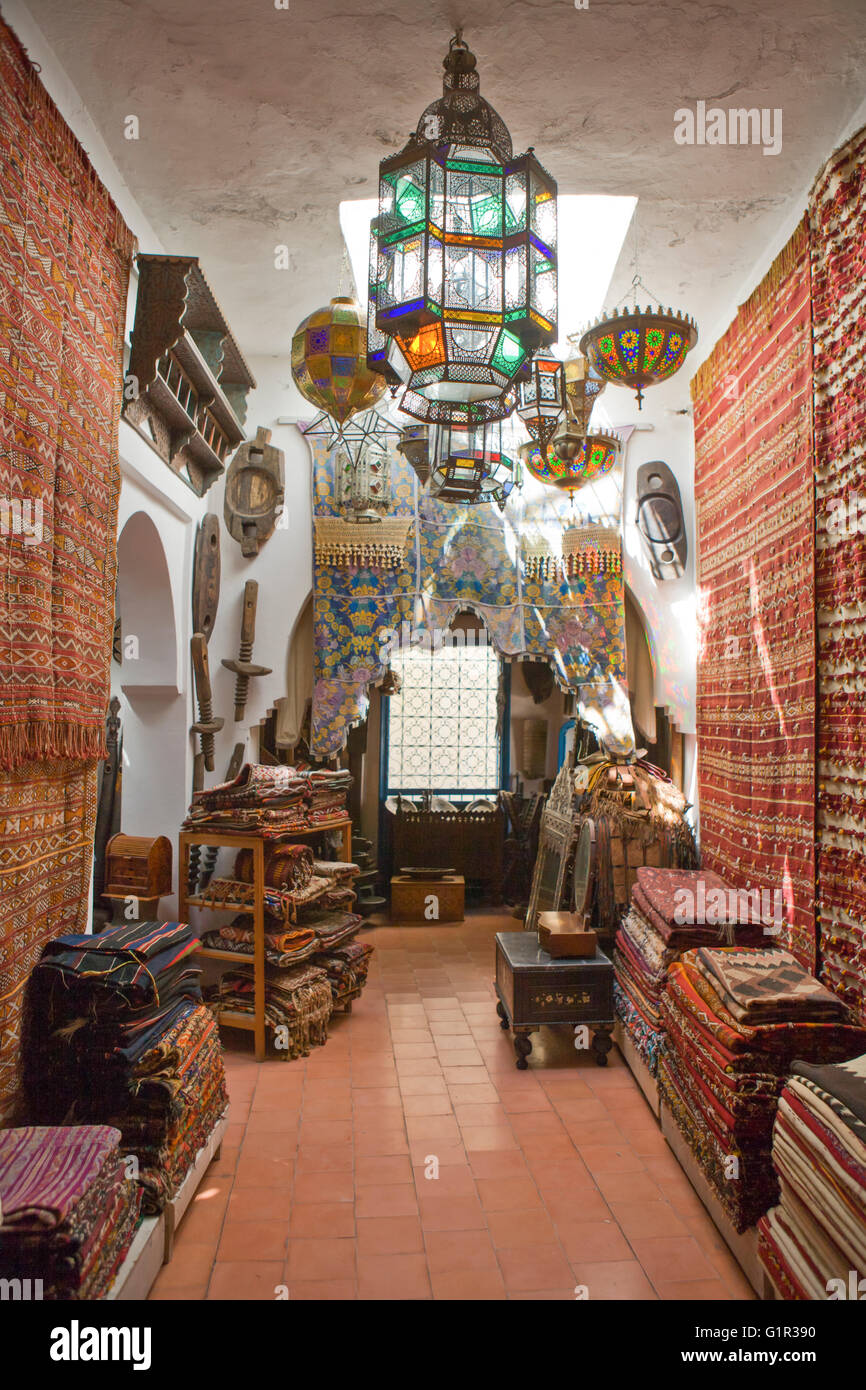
[428,420,520,506]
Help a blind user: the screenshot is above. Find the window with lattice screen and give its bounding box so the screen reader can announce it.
[386,642,501,797]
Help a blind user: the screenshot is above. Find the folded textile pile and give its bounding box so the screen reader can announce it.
[659,950,866,1232]
[196,875,331,924]
[614,868,766,1078]
[22,921,203,1120]
[0,1125,141,1299]
[298,908,364,950]
[313,940,374,1008]
[183,763,351,836]
[314,858,361,883]
[21,924,227,1213]
[759,1054,866,1299]
[201,919,318,968]
[205,962,333,1059]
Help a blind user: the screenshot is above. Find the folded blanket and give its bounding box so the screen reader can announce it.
[313,859,360,882]
[235,842,314,891]
[695,948,847,1024]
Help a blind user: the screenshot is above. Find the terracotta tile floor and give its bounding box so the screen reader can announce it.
[150,911,755,1301]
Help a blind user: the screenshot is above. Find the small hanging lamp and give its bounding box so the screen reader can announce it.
[562,352,606,432]
[578,287,697,409]
[428,419,520,505]
[292,297,387,423]
[517,354,566,453]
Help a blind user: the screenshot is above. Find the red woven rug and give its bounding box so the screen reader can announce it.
[0,758,97,1123]
[691,218,816,971]
[810,126,866,1023]
[0,19,135,768]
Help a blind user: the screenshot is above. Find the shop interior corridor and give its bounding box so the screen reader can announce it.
[151,911,752,1302]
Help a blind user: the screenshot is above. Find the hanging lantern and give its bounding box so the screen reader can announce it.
[517,354,566,452]
[368,33,558,416]
[396,425,431,484]
[578,304,697,409]
[292,297,386,423]
[521,426,620,494]
[428,420,520,505]
[563,354,606,431]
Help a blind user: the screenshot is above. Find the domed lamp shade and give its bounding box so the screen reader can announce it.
[368,34,558,415]
[521,426,620,495]
[428,420,520,505]
[578,305,698,409]
[517,354,566,452]
[292,297,387,423]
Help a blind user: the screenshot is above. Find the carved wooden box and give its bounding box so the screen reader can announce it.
[105,834,172,899]
[495,932,613,1027]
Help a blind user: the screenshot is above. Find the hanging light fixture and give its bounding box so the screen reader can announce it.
[521,426,620,495]
[396,424,431,484]
[428,420,520,505]
[578,281,697,409]
[367,32,558,419]
[292,297,387,422]
[517,353,566,453]
[562,352,606,432]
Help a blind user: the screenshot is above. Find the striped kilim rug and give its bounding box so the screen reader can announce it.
[691,218,816,971]
[811,126,866,1024]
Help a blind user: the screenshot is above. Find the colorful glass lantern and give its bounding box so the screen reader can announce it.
[578,305,698,409]
[517,354,566,452]
[428,420,519,505]
[563,354,606,432]
[368,34,558,414]
[292,297,386,423]
[522,427,620,495]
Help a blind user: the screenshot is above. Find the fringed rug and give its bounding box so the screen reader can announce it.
[691,218,816,971]
[810,125,866,1023]
[0,759,97,1123]
[0,18,135,768]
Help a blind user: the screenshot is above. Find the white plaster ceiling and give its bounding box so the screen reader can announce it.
[22,0,866,375]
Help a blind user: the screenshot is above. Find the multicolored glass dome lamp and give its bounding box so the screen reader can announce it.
[517,354,566,453]
[292,297,386,422]
[578,287,698,409]
[428,420,521,506]
[521,426,620,496]
[367,33,558,418]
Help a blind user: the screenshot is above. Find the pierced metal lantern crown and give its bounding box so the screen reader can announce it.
[517,354,566,453]
[578,305,698,409]
[428,420,520,506]
[368,34,558,417]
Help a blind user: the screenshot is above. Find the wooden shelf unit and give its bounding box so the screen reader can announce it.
[179,818,352,1061]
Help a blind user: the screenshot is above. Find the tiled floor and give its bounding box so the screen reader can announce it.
[150,911,755,1301]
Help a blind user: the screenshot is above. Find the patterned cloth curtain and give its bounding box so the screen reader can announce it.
[0,18,135,769]
[0,18,134,1120]
[310,437,633,759]
[691,218,816,970]
[811,126,866,1022]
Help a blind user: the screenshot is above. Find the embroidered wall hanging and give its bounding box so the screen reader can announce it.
[0,19,135,768]
[691,218,816,970]
[309,437,633,759]
[313,516,413,569]
[810,125,866,1023]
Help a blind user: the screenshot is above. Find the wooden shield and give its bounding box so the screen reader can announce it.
[192,513,221,642]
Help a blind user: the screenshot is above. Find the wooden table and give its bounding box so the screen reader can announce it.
[179,817,351,1061]
[494,931,614,1070]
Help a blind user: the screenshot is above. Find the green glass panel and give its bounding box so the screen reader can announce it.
[491,328,525,375]
[471,193,503,237]
[396,173,426,224]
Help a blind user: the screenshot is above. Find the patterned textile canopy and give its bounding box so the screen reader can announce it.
[306,431,634,758]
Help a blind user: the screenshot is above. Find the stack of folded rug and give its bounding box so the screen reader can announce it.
[313,940,374,1009]
[183,763,351,838]
[0,1125,141,1299]
[659,948,866,1232]
[21,924,227,1213]
[205,962,333,1059]
[201,918,318,967]
[614,867,765,1078]
[759,1053,866,1299]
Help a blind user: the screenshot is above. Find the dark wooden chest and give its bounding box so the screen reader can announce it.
[494,931,615,1068]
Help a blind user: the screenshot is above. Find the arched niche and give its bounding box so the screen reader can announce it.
[116,510,178,693]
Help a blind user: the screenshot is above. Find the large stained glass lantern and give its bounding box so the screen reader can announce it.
[578,303,697,409]
[428,420,520,505]
[368,33,558,415]
[292,297,386,423]
[517,354,566,452]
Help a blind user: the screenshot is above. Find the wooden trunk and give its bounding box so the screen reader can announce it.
[105,833,172,899]
[390,874,465,923]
